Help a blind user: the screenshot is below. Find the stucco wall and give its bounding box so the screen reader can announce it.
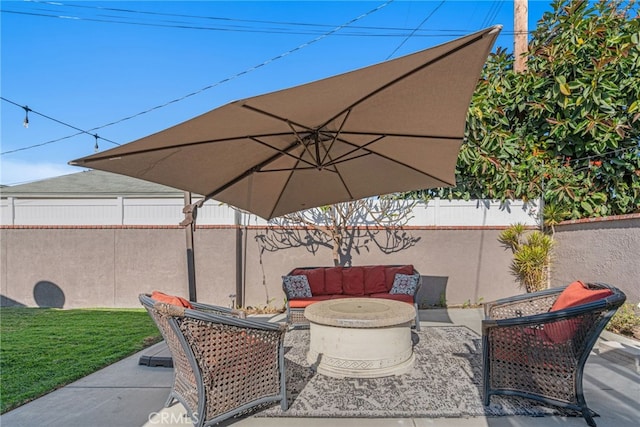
[1,225,519,309]
[2,215,638,309]
[552,215,640,303]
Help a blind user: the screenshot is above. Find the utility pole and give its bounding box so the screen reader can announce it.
[514,0,528,73]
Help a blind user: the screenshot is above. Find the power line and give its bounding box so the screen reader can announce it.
[0,97,120,155]
[480,1,505,29]
[3,3,525,37]
[25,0,447,32]
[386,1,447,60]
[1,9,490,37]
[2,1,395,156]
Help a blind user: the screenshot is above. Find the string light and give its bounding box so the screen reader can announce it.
[0,96,121,155]
[23,106,30,128]
[1,1,392,156]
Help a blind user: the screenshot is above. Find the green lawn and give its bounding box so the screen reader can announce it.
[0,308,162,413]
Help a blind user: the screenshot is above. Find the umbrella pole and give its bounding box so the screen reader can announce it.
[184,191,197,301]
[234,210,244,308]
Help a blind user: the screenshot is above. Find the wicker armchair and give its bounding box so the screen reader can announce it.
[482,282,626,427]
[139,293,288,426]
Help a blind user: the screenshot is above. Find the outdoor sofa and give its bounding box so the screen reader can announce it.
[282,264,421,330]
[139,292,288,427]
[482,281,626,427]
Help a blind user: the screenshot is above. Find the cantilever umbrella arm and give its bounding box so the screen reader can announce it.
[179,197,209,229]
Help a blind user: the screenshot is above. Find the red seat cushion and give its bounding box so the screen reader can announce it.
[288,295,333,308]
[364,265,387,294]
[384,265,414,291]
[151,291,193,309]
[342,267,365,295]
[292,268,326,295]
[324,267,344,295]
[369,292,414,304]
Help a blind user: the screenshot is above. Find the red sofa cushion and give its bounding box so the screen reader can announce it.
[292,268,326,295]
[288,295,333,308]
[324,267,344,294]
[364,265,387,294]
[384,265,414,291]
[151,291,193,309]
[342,267,365,295]
[369,292,414,304]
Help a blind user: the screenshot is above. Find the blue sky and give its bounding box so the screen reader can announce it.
[0,0,554,186]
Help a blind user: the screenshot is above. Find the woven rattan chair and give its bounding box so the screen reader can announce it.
[482,282,626,427]
[139,293,288,426]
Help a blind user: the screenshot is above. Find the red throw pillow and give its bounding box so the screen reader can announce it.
[151,291,193,309]
[384,265,414,291]
[545,281,612,343]
[364,266,387,294]
[342,267,365,296]
[324,267,344,294]
[292,268,326,295]
[550,281,612,312]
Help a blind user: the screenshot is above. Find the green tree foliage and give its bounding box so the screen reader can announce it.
[431,0,640,219]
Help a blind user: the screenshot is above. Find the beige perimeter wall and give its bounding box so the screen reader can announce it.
[1,215,638,309]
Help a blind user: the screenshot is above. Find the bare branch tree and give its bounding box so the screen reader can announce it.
[256,197,420,266]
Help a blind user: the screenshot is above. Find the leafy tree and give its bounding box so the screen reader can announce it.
[424,0,640,219]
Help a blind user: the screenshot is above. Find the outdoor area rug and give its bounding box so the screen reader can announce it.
[257,326,583,419]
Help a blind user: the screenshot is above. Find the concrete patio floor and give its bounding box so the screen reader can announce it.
[2,308,638,427]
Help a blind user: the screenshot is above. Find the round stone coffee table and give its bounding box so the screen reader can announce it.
[304,298,415,378]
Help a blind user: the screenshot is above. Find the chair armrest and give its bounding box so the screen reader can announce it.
[482,285,625,335]
[190,301,247,318]
[484,290,560,320]
[186,307,287,332]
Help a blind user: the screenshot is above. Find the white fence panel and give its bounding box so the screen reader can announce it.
[8,199,121,225]
[1,199,13,225]
[123,198,185,225]
[1,197,539,226]
[407,199,538,226]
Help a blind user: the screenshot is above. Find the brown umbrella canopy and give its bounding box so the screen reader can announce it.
[71,26,501,220]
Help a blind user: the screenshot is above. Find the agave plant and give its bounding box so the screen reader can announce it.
[499,223,554,293]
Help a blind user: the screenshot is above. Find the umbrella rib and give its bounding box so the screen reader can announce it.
[319,30,493,131]
[323,134,386,165]
[266,148,306,220]
[241,103,328,167]
[199,138,302,203]
[286,122,320,167]
[319,109,351,166]
[249,136,317,169]
[337,131,460,140]
[257,166,337,173]
[70,132,303,164]
[323,133,456,187]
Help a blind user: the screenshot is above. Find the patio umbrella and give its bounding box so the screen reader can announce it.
[70,25,501,222]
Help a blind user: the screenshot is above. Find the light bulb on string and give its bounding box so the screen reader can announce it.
[94,134,99,152]
[23,106,30,128]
